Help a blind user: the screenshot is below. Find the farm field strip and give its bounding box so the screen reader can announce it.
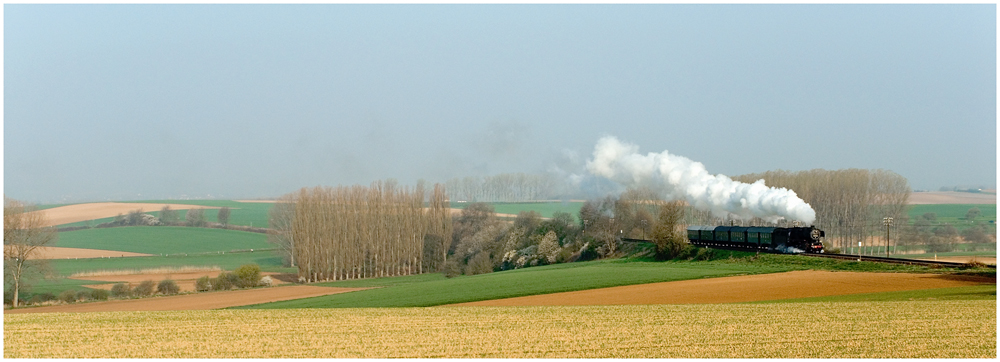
[37,202,221,227]
[445,270,992,306]
[8,246,152,260]
[5,301,994,358]
[908,192,996,205]
[72,271,290,293]
[4,285,361,314]
[55,226,271,255]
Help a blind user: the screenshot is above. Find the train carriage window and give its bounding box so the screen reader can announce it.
[715,231,727,241]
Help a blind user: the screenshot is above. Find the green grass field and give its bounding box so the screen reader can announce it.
[907,204,996,234]
[908,204,996,221]
[25,226,284,297]
[123,200,275,228]
[56,226,271,255]
[51,200,276,228]
[238,251,991,309]
[28,250,293,296]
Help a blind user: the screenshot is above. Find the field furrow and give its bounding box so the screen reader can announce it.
[5,300,994,358]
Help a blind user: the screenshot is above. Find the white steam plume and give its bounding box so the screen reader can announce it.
[586,136,816,224]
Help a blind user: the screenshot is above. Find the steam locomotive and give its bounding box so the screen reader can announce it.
[686,225,825,254]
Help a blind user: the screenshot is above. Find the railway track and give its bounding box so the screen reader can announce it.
[800,252,996,269]
[623,238,995,269]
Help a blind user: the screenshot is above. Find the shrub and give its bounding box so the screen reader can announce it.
[651,201,687,260]
[926,236,954,253]
[676,245,697,260]
[234,264,262,288]
[185,208,206,227]
[159,205,180,225]
[464,252,494,275]
[693,247,715,261]
[133,280,156,297]
[259,275,274,287]
[110,283,132,298]
[75,290,92,302]
[576,242,600,262]
[537,231,561,264]
[962,226,991,243]
[442,259,462,278]
[58,290,78,303]
[28,292,56,305]
[556,247,575,264]
[157,279,180,295]
[195,276,212,292]
[217,206,231,226]
[90,289,110,301]
[213,272,237,290]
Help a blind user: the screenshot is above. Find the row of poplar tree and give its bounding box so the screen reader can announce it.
[727,168,910,252]
[445,173,558,202]
[268,181,451,282]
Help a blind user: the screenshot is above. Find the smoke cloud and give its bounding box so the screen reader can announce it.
[586,136,816,224]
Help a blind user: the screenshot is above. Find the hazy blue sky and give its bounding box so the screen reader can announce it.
[4,4,996,204]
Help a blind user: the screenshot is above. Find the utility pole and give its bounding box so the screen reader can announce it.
[883,217,893,258]
[641,219,647,240]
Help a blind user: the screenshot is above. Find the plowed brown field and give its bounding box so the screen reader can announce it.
[37,202,221,227]
[4,285,363,314]
[911,256,997,265]
[908,191,996,204]
[8,246,152,260]
[447,271,992,307]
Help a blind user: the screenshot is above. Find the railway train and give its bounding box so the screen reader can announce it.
[686,225,825,253]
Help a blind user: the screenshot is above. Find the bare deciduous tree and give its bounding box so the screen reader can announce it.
[268,194,297,267]
[185,208,206,227]
[159,205,179,225]
[4,196,58,307]
[277,181,448,282]
[217,207,231,227]
[733,168,910,254]
[651,201,686,259]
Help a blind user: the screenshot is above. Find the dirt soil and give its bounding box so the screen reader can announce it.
[37,202,222,227]
[446,270,993,307]
[909,191,996,205]
[11,246,152,260]
[4,285,364,314]
[73,271,289,293]
[910,256,997,265]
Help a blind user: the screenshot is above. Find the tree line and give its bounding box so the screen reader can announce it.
[268,181,451,282]
[443,186,687,277]
[728,169,910,252]
[445,173,558,202]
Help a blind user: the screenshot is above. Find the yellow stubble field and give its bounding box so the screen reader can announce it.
[4,300,994,358]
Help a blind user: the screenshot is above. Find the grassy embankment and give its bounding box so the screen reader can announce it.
[239,250,995,309]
